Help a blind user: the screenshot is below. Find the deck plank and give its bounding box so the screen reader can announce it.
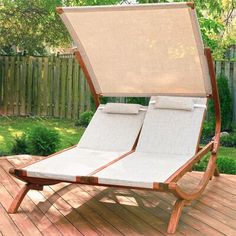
[5,162,95,236]
[137,190,224,236]
[1,155,236,236]
[222,174,236,183]
[42,184,102,236]
[0,183,42,236]
[1,161,83,236]
[81,185,169,236]
[77,185,165,236]
[124,189,205,236]
[67,185,143,236]
[51,186,122,236]
[0,203,22,236]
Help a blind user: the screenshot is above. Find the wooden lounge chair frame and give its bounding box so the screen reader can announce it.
[8,47,221,234]
[8,4,221,234]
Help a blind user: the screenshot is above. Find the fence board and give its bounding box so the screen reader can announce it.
[225,61,230,82]
[47,57,52,116]
[73,61,79,120]
[9,57,15,115]
[26,57,33,115]
[215,61,221,75]
[20,57,26,115]
[60,59,67,118]
[14,56,19,115]
[0,55,236,122]
[37,58,43,116]
[2,57,8,114]
[79,68,85,114]
[42,57,48,116]
[53,56,60,117]
[32,58,38,115]
[0,57,2,112]
[67,58,73,119]
[233,62,236,122]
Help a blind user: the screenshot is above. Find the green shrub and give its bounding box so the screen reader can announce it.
[11,135,28,155]
[220,133,236,147]
[193,155,209,172]
[98,97,150,106]
[125,97,149,106]
[208,74,233,132]
[194,156,236,174]
[217,156,236,174]
[75,111,94,127]
[27,126,60,156]
[0,150,8,156]
[201,121,215,144]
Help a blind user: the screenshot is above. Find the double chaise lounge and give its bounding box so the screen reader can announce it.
[9,95,217,233]
[8,2,221,234]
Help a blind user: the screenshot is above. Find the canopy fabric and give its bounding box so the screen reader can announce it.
[59,3,212,97]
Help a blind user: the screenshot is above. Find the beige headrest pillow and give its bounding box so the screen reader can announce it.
[102,103,141,114]
[152,96,194,111]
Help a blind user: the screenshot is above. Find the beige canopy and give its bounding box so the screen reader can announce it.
[58,3,212,97]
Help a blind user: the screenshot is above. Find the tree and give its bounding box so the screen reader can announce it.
[138,0,236,59]
[194,0,236,59]
[0,0,120,55]
[1,0,235,57]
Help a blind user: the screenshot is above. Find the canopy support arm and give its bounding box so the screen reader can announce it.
[166,48,221,233]
[75,51,100,108]
[168,153,217,201]
[166,147,218,233]
[204,48,221,154]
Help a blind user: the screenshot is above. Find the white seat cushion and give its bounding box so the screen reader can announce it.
[92,96,207,187]
[22,103,146,181]
[24,147,127,182]
[95,152,192,188]
[137,97,207,156]
[78,104,146,152]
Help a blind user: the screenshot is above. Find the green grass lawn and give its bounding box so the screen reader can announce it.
[0,116,235,161]
[0,116,85,155]
[218,146,236,158]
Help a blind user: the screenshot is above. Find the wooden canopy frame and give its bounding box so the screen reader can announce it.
[8,3,221,234]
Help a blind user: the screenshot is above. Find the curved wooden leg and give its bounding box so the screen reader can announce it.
[8,184,43,214]
[167,199,187,234]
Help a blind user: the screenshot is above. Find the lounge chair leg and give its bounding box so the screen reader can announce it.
[8,183,43,214]
[214,165,220,177]
[167,199,187,234]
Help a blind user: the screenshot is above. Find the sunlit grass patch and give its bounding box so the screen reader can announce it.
[0,116,85,155]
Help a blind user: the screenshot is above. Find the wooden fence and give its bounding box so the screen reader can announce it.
[0,56,91,119]
[0,55,236,122]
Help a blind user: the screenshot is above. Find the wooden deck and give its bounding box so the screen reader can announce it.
[0,155,236,236]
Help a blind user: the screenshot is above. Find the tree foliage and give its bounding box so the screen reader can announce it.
[138,0,236,59]
[0,0,235,58]
[194,0,236,59]
[0,0,120,55]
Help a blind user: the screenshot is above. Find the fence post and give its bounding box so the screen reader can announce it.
[233,62,236,123]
